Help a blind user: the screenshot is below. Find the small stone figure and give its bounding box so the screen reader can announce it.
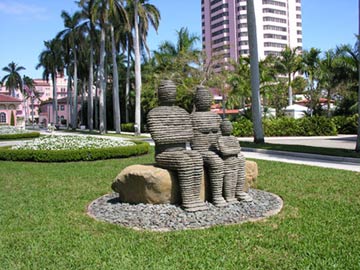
[218,119,253,202]
[191,86,227,207]
[147,80,207,212]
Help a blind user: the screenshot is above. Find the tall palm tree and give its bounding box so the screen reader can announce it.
[1,62,25,97]
[247,0,264,143]
[36,38,64,125]
[301,48,321,115]
[275,45,303,106]
[22,76,37,126]
[57,10,84,130]
[127,0,160,135]
[337,43,360,152]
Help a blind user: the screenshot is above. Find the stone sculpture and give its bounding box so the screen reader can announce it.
[218,119,253,202]
[190,86,227,207]
[146,80,207,212]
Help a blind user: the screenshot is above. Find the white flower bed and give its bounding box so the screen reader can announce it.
[0,126,33,135]
[12,135,135,151]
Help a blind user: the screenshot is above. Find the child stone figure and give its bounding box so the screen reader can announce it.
[217,119,253,202]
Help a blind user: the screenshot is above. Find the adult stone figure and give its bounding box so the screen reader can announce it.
[147,80,207,212]
[218,119,253,202]
[190,86,227,207]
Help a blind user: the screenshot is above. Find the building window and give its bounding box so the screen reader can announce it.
[263,8,286,16]
[296,14,302,19]
[262,0,286,7]
[60,105,65,111]
[239,40,249,46]
[297,38,303,43]
[237,6,246,11]
[297,22,302,27]
[264,33,287,40]
[296,6,301,11]
[212,28,229,37]
[211,3,228,13]
[239,49,249,55]
[211,12,229,21]
[297,30,302,35]
[264,25,287,32]
[211,20,229,29]
[264,42,287,48]
[237,14,247,20]
[213,36,230,44]
[238,23,248,28]
[210,0,223,5]
[0,112,6,123]
[263,16,286,23]
[238,32,248,37]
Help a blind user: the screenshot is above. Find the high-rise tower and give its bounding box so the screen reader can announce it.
[201,0,302,64]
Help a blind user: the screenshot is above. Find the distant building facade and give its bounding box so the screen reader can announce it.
[201,0,303,64]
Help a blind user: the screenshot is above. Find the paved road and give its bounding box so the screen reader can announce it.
[1,131,359,172]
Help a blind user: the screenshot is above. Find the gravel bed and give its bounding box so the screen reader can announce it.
[87,189,283,232]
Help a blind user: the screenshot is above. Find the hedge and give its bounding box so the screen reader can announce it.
[120,123,147,133]
[232,116,338,137]
[0,132,41,140]
[332,114,358,134]
[0,140,149,162]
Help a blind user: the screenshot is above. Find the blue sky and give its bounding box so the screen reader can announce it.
[0,0,358,79]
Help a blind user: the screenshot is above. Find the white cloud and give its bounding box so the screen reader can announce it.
[0,1,48,19]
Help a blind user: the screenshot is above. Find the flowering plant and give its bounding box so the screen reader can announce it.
[0,126,33,135]
[12,135,135,151]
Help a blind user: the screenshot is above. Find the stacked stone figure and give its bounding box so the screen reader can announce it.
[147,80,207,212]
[218,119,253,202]
[190,86,227,207]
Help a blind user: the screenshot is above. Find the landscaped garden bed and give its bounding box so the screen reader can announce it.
[0,135,149,162]
[0,126,40,140]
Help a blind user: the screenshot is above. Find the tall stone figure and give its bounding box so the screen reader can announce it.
[147,80,207,212]
[218,119,253,202]
[191,86,227,207]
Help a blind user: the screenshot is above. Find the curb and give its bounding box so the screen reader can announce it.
[242,147,360,165]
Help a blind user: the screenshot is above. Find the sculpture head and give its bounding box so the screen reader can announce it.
[220,119,233,136]
[194,86,212,112]
[158,80,177,106]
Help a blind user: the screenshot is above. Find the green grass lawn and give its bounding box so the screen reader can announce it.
[239,141,360,159]
[1,150,360,269]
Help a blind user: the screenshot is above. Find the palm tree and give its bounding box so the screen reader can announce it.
[36,38,64,125]
[23,76,37,126]
[301,48,322,115]
[275,45,303,106]
[247,0,264,143]
[1,62,25,97]
[127,0,160,135]
[336,42,360,152]
[57,10,84,130]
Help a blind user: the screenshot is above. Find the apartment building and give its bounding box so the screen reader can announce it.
[202,0,303,64]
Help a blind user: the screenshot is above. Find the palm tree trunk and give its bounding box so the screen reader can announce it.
[327,89,331,117]
[111,24,121,133]
[52,74,58,125]
[356,33,360,152]
[125,43,131,123]
[67,75,72,129]
[99,27,106,134]
[72,48,78,130]
[133,0,142,135]
[81,82,86,125]
[288,73,293,106]
[247,0,264,143]
[88,42,94,132]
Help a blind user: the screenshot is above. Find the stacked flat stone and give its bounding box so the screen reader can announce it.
[191,86,227,207]
[218,119,252,202]
[147,80,207,212]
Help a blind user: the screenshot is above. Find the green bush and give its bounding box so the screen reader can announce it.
[231,116,338,137]
[332,114,358,134]
[0,132,40,140]
[0,140,149,162]
[10,111,15,126]
[120,123,147,133]
[231,118,253,137]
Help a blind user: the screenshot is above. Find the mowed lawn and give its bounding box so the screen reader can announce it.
[1,149,360,270]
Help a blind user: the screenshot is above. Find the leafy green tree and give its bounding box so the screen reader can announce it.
[1,62,25,97]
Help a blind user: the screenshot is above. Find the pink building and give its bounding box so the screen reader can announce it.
[0,94,23,126]
[202,0,303,65]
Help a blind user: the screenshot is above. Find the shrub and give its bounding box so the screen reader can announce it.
[332,114,358,134]
[0,140,149,162]
[0,132,40,140]
[120,123,147,133]
[10,111,15,126]
[231,116,338,137]
[231,118,253,137]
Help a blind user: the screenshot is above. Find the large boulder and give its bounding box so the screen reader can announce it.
[112,161,258,204]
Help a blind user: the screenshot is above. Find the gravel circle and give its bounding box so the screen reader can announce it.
[87,189,283,232]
